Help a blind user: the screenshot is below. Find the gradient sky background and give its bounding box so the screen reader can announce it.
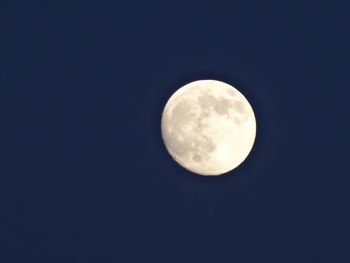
[1,1,350,262]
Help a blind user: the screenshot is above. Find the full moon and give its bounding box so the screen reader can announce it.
[161,79,256,176]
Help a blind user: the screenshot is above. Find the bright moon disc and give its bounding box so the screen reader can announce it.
[161,80,256,176]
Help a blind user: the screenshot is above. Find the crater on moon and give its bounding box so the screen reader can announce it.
[161,79,256,176]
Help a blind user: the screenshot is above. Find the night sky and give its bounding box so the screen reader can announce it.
[1,1,350,262]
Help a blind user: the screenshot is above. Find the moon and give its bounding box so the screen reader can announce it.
[161,79,256,176]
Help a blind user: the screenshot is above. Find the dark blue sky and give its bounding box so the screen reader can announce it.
[1,1,350,262]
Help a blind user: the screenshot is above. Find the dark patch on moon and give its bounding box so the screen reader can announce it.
[197,94,217,108]
[234,101,244,113]
[197,94,233,116]
[227,90,236,97]
[213,98,233,115]
[193,154,203,162]
[169,99,195,131]
[233,116,241,124]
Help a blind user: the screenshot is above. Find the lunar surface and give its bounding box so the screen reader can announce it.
[161,79,256,176]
